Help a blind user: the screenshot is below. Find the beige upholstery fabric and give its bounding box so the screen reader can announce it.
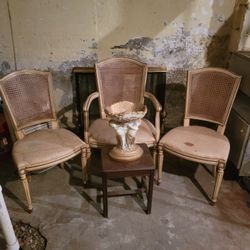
[159,126,230,162]
[0,70,89,211]
[84,58,161,167]
[157,68,240,203]
[13,128,85,170]
[89,118,156,145]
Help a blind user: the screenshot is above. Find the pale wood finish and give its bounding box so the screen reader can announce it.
[0,70,58,140]
[95,58,148,119]
[158,67,241,203]
[0,70,88,212]
[83,58,162,177]
[185,68,241,133]
[83,91,99,143]
[19,170,32,212]
[212,162,225,203]
[144,92,161,141]
[84,58,162,178]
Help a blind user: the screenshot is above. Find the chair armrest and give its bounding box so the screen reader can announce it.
[144,92,162,141]
[83,92,99,142]
[83,91,99,112]
[144,92,162,112]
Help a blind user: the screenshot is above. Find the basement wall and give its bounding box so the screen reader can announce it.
[0,0,246,128]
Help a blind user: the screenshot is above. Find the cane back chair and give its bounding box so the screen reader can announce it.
[0,70,89,212]
[83,57,162,177]
[158,68,241,203]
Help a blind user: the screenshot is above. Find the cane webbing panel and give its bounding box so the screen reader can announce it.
[96,60,146,108]
[186,71,236,124]
[1,73,54,128]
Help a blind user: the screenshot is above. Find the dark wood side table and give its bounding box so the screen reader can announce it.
[101,144,155,218]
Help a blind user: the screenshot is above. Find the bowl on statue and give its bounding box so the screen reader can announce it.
[105,101,147,123]
[105,101,147,162]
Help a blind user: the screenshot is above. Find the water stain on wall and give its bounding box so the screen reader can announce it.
[111,24,210,70]
[50,53,97,127]
[0,61,11,76]
[1,0,245,130]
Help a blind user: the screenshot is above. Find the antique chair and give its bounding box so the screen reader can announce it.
[0,70,89,212]
[83,57,162,178]
[157,68,241,203]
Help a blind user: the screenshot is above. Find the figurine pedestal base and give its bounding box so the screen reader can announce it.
[109,144,143,162]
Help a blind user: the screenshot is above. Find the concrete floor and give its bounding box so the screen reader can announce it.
[0,152,250,250]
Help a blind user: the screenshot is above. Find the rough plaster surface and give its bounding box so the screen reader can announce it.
[239,0,250,49]
[0,0,238,126]
[0,0,15,76]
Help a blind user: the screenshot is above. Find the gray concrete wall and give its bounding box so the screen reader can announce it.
[238,0,250,50]
[0,0,243,127]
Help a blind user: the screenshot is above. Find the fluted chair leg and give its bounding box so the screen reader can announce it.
[81,148,88,184]
[87,147,92,182]
[19,170,32,212]
[157,145,164,185]
[87,147,91,162]
[212,162,225,204]
[153,146,157,167]
[212,165,217,178]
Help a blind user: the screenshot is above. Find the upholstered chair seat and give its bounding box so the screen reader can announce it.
[83,58,162,179]
[0,70,89,212]
[13,128,85,171]
[159,126,230,164]
[157,68,241,204]
[88,118,156,146]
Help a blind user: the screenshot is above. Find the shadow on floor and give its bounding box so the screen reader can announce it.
[65,148,150,216]
[0,159,28,211]
[162,152,213,203]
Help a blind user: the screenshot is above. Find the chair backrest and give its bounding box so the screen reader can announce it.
[184,68,241,134]
[0,70,57,139]
[95,57,148,118]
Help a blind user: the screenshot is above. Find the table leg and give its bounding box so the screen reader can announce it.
[146,170,154,214]
[102,174,108,218]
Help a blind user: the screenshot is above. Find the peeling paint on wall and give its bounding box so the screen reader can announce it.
[58,54,97,75]
[0,61,11,76]
[111,26,206,70]
[0,0,241,128]
[110,25,204,91]
[50,53,98,127]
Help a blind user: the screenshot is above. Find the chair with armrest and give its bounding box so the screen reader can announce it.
[83,57,162,179]
[157,68,241,203]
[0,70,89,212]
